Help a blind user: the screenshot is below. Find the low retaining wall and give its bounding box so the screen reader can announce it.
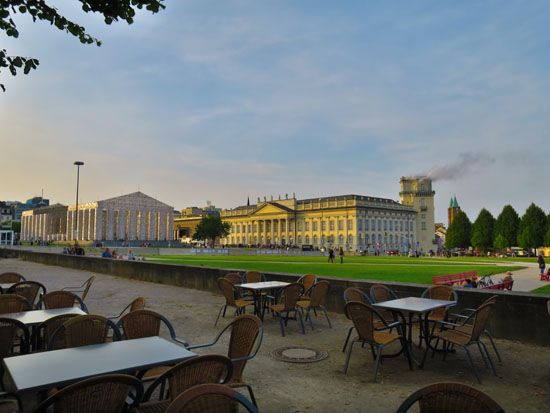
[2,248,549,346]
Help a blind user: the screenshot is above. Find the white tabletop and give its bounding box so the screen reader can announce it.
[373,297,456,313]
[0,283,14,291]
[236,281,290,290]
[2,307,86,326]
[3,336,196,393]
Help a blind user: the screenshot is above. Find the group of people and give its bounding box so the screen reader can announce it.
[327,247,345,263]
[101,248,136,261]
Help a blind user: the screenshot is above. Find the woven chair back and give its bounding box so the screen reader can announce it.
[227,315,261,382]
[344,288,371,304]
[0,318,29,358]
[0,294,30,314]
[398,382,504,413]
[129,297,146,312]
[308,281,330,307]
[470,302,495,342]
[42,291,78,310]
[62,315,112,348]
[298,274,317,293]
[224,273,242,285]
[218,278,236,306]
[8,281,46,307]
[39,313,80,350]
[165,355,233,401]
[370,284,397,303]
[119,309,162,339]
[166,383,257,413]
[245,271,262,283]
[345,302,376,343]
[423,285,454,319]
[0,272,25,283]
[280,283,303,312]
[34,374,143,413]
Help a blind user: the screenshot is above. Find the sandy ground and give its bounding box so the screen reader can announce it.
[1,258,549,412]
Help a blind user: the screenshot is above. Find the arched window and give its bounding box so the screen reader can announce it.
[339,235,344,245]
[348,235,353,245]
[305,235,310,244]
[313,235,318,245]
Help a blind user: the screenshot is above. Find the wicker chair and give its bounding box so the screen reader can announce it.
[369,284,401,326]
[244,271,264,283]
[418,285,458,345]
[188,315,263,407]
[215,278,254,326]
[107,297,146,320]
[34,374,143,413]
[39,290,88,312]
[449,295,501,362]
[0,294,32,314]
[0,392,21,413]
[7,281,46,309]
[344,302,412,381]
[269,283,305,336]
[421,301,497,383]
[62,275,95,301]
[342,287,373,352]
[297,274,317,297]
[297,281,331,330]
[117,309,187,345]
[165,383,258,413]
[0,318,30,380]
[223,273,242,285]
[32,313,81,351]
[48,314,121,349]
[135,355,233,413]
[397,382,504,413]
[0,272,25,283]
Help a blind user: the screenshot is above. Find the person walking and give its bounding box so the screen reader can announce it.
[339,246,344,264]
[538,253,546,275]
[328,247,335,263]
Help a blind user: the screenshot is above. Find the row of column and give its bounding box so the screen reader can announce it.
[66,209,96,241]
[231,218,291,245]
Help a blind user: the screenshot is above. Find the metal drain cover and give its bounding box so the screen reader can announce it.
[271,346,328,363]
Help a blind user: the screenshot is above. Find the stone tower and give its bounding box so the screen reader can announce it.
[399,177,436,253]
[448,196,461,227]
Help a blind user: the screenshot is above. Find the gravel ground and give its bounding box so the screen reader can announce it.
[1,258,549,412]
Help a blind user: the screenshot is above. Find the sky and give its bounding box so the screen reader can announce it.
[1,0,549,224]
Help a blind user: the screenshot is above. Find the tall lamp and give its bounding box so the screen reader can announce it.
[74,161,84,240]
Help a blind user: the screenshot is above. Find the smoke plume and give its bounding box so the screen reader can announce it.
[411,152,495,182]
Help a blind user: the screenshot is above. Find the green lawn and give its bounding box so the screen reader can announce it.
[532,284,550,295]
[145,254,524,285]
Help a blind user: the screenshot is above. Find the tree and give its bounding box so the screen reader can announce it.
[192,215,230,246]
[493,233,508,251]
[493,205,520,249]
[0,0,165,91]
[517,203,547,250]
[544,224,550,247]
[445,211,472,249]
[471,208,495,254]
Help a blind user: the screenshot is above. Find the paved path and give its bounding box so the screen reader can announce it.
[496,261,548,292]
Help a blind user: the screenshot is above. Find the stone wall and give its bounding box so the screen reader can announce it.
[2,248,548,346]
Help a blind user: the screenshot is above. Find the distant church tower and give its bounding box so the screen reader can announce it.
[448,196,461,227]
[399,177,436,253]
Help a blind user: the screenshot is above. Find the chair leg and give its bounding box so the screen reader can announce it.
[420,339,431,369]
[245,384,257,407]
[464,345,482,384]
[373,345,383,382]
[480,341,497,376]
[342,326,354,353]
[485,331,502,363]
[401,337,413,370]
[477,342,490,369]
[321,305,332,328]
[297,308,306,334]
[306,308,314,330]
[277,314,285,337]
[344,340,355,374]
[215,305,225,326]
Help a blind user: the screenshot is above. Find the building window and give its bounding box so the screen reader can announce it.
[389,221,393,231]
[377,220,381,231]
[297,221,302,231]
[313,235,318,245]
[321,221,326,231]
[338,220,344,230]
[358,220,362,231]
[305,235,310,244]
[305,221,310,231]
[339,235,344,245]
[421,222,427,230]
[298,235,302,244]
[312,221,318,231]
[421,214,426,219]
[347,219,353,230]
[409,221,414,231]
[348,235,353,245]
[329,221,335,231]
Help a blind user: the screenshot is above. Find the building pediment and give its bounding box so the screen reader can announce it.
[99,191,173,210]
[250,202,294,217]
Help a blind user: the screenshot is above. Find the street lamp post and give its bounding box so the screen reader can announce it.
[73,161,84,240]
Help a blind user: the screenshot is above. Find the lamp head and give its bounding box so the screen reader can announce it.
[74,161,84,166]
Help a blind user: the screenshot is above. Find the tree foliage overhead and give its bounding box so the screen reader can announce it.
[0,0,165,91]
[517,203,547,249]
[445,210,472,249]
[471,208,495,253]
[192,215,230,246]
[493,205,520,249]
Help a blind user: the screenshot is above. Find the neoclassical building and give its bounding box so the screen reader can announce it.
[219,177,436,253]
[21,192,174,242]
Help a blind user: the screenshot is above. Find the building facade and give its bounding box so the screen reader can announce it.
[174,203,221,242]
[21,192,174,242]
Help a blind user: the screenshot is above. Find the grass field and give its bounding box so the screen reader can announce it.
[532,284,550,295]
[146,254,525,284]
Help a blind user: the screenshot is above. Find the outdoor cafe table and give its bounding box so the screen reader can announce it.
[236,281,290,320]
[2,307,87,326]
[2,336,196,394]
[373,297,456,362]
[0,283,15,293]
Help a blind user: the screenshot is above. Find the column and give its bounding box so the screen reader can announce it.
[168,212,174,240]
[140,210,146,240]
[270,219,274,245]
[159,211,166,240]
[285,218,290,245]
[128,209,136,240]
[150,211,157,241]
